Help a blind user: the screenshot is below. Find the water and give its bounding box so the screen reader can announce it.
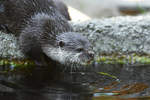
[0,63,150,100]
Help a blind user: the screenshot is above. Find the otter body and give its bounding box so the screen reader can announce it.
[0,0,71,34]
[0,0,93,67]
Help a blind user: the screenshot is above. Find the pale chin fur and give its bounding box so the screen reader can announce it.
[42,46,83,67]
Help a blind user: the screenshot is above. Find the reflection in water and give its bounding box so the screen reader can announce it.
[0,79,93,100]
[1,63,150,100]
[0,64,93,100]
[0,91,92,100]
[92,63,150,100]
[93,96,150,100]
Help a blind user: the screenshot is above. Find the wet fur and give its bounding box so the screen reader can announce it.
[0,0,93,68]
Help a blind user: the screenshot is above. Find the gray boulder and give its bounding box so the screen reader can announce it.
[72,15,150,55]
[1,15,150,65]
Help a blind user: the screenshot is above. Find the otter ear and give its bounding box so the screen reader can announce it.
[59,41,65,47]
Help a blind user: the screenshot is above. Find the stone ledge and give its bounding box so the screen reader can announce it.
[72,15,150,55]
[1,15,150,63]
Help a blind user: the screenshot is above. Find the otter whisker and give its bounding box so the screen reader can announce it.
[62,64,68,72]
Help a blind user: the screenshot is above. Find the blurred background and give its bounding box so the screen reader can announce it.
[64,0,150,18]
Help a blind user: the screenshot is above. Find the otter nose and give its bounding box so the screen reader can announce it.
[88,51,94,59]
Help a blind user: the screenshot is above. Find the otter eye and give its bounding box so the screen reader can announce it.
[76,48,84,52]
[59,41,65,47]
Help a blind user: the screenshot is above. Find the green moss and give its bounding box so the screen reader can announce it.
[0,59,35,74]
[96,53,150,65]
[1,52,150,74]
[98,72,118,79]
[0,60,4,65]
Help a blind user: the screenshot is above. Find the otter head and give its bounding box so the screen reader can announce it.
[42,32,94,67]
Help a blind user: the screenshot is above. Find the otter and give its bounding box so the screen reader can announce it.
[0,0,93,67]
[0,0,71,33]
[54,0,71,20]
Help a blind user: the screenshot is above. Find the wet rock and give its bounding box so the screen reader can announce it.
[1,15,150,59]
[1,15,150,64]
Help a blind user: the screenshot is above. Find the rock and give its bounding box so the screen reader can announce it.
[1,15,150,65]
[64,0,120,18]
[0,32,24,59]
[72,15,150,55]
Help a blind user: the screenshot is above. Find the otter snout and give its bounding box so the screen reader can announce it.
[87,51,94,59]
[79,50,94,64]
[86,50,94,64]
